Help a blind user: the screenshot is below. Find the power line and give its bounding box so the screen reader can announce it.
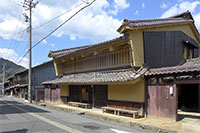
[17,0,96,64]
[32,2,83,30]
[6,4,25,59]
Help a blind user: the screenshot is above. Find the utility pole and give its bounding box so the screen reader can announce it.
[23,0,38,103]
[2,63,5,95]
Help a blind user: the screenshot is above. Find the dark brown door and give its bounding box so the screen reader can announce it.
[69,85,81,102]
[147,84,177,121]
[94,85,108,107]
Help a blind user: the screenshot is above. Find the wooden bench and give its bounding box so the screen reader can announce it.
[102,106,139,118]
[68,101,91,109]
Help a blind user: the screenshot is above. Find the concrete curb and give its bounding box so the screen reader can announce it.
[39,103,175,133]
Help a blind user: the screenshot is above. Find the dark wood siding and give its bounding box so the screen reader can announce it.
[143,31,199,68]
[32,61,58,98]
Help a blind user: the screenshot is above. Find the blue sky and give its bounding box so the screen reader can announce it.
[0,0,200,68]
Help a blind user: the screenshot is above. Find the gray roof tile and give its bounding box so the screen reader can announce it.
[146,58,200,76]
[52,67,147,84]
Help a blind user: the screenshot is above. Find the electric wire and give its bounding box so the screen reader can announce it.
[32,2,83,30]
[6,4,25,59]
[17,0,96,64]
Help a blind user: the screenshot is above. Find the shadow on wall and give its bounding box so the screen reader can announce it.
[0,129,28,133]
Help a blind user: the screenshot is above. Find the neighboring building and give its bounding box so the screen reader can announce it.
[6,75,18,96]
[15,69,28,99]
[49,11,200,120]
[32,60,58,102]
[4,60,58,102]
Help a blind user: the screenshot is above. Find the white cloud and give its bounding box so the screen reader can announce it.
[134,10,139,15]
[0,0,127,43]
[160,3,168,9]
[109,0,130,15]
[41,40,55,47]
[0,48,28,68]
[161,1,200,30]
[161,1,200,18]
[42,39,47,44]
[194,13,200,30]
[49,43,55,47]
[142,2,145,8]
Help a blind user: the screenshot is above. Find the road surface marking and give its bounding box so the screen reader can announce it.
[0,98,82,133]
[110,128,133,133]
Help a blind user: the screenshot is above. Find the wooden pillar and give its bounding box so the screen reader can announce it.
[92,85,95,107]
[144,78,148,118]
[174,84,178,121]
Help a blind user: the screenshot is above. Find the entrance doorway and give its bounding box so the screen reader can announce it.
[178,84,199,112]
[69,85,108,108]
[93,85,108,108]
[178,84,200,121]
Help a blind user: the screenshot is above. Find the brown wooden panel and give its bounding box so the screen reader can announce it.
[147,84,177,120]
[44,88,51,102]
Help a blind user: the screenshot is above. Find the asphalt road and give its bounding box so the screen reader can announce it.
[0,96,150,133]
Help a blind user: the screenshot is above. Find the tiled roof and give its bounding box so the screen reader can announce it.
[48,45,92,58]
[42,80,55,85]
[52,67,147,84]
[16,83,28,88]
[121,18,193,28]
[48,36,125,58]
[145,58,200,76]
[117,11,194,32]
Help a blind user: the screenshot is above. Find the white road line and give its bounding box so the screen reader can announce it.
[0,98,82,133]
[110,128,133,133]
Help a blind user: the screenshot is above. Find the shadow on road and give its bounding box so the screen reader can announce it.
[0,129,28,133]
[0,100,49,115]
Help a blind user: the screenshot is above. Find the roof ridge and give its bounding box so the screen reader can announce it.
[50,45,92,53]
[123,11,193,24]
[122,17,193,26]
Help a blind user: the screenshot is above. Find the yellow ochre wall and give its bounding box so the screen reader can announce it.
[60,84,69,96]
[54,61,60,76]
[128,30,144,67]
[108,80,145,102]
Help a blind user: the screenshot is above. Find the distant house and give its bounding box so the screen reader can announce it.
[49,11,200,120]
[4,60,58,102]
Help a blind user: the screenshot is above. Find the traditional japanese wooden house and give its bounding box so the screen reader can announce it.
[14,69,28,99]
[49,11,199,118]
[32,60,58,102]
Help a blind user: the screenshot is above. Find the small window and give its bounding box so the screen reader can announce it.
[184,46,194,59]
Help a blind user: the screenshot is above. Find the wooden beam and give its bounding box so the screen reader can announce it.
[174,79,200,84]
